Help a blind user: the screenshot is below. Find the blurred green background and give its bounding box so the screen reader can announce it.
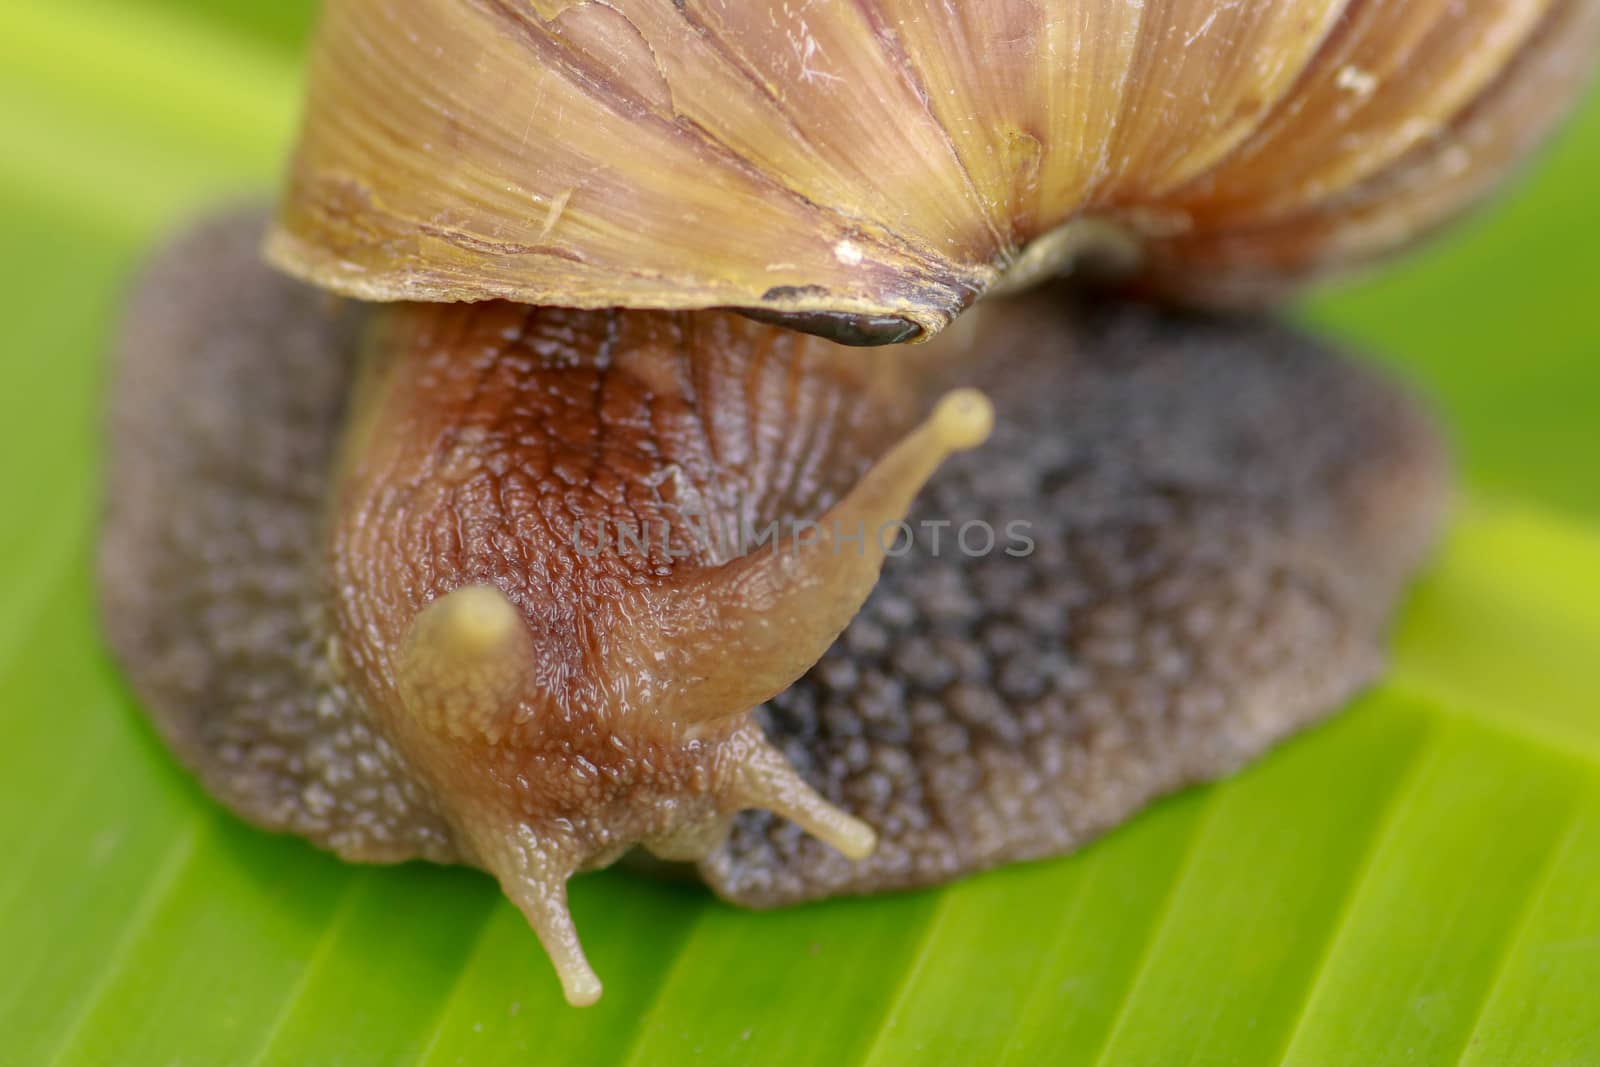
[1,3,1597,1065]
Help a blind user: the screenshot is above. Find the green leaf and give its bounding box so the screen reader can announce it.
[1,3,1596,1064]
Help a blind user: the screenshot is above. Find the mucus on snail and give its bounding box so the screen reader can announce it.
[101,0,1598,1006]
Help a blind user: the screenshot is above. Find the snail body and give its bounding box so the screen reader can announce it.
[100,0,1600,1009]
[106,210,1444,1002]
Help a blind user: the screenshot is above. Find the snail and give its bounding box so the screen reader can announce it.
[100,1,1597,1007]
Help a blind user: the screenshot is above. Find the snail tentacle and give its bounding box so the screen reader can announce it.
[475,828,601,1008]
[731,730,878,862]
[615,388,996,729]
[398,585,536,745]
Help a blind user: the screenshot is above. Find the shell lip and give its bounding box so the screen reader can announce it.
[262,222,984,345]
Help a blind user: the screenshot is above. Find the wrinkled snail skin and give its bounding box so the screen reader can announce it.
[327,279,994,995]
[270,0,1600,341]
[102,210,1446,1004]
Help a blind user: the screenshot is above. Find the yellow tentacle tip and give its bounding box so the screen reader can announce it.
[561,968,605,1009]
[825,813,879,862]
[785,792,877,861]
[430,583,522,655]
[400,583,532,743]
[929,388,995,453]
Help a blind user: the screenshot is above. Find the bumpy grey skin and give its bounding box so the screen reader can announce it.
[100,210,1447,906]
[101,209,458,863]
[713,300,1448,905]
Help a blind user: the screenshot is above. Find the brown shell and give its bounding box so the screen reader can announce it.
[269,0,1599,338]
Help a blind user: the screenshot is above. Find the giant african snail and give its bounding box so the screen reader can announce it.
[101,0,1597,1005]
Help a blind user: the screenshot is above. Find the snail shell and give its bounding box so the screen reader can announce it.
[103,210,1445,1003]
[270,0,1600,340]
